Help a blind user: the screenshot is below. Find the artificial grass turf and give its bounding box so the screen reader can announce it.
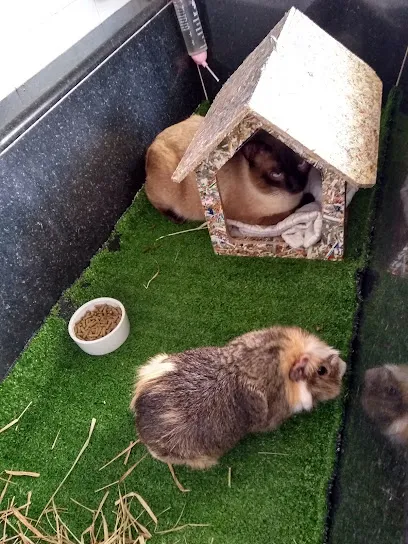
[0,91,398,543]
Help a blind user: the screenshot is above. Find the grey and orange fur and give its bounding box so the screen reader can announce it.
[130,326,346,469]
[362,365,408,446]
[144,115,311,226]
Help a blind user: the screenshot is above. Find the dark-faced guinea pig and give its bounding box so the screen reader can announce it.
[130,326,346,470]
[362,365,408,445]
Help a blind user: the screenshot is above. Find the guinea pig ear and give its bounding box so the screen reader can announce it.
[289,355,310,382]
[241,141,262,163]
[297,159,310,173]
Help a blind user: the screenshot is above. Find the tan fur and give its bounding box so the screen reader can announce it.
[292,382,313,413]
[149,450,218,470]
[159,410,181,425]
[278,327,341,411]
[130,353,174,409]
[145,115,302,224]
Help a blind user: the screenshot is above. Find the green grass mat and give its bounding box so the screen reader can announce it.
[0,91,398,544]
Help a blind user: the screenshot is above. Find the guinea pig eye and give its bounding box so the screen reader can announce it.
[270,171,284,182]
[317,366,327,376]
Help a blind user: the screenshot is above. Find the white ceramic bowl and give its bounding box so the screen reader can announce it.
[68,297,130,355]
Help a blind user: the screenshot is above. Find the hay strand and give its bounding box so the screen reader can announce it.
[94,480,119,493]
[11,508,55,543]
[94,491,109,521]
[0,476,16,484]
[0,474,12,506]
[155,523,210,535]
[167,464,190,493]
[119,454,148,483]
[96,452,146,493]
[0,402,32,435]
[228,467,232,488]
[123,442,133,466]
[101,511,109,541]
[0,438,211,543]
[4,471,40,478]
[99,440,139,471]
[155,223,207,242]
[117,492,157,525]
[143,261,160,290]
[51,429,61,451]
[70,497,95,514]
[39,418,96,523]
[51,499,81,544]
[25,491,32,517]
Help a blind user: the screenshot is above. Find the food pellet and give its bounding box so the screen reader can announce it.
[74,304,122,341]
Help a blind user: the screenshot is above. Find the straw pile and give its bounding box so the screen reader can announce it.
[0,419,208,544]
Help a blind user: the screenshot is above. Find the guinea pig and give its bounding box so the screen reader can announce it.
[144,117,309,226]
[362,365,408,445]
[130,326,346,470]
[242,135,311,195]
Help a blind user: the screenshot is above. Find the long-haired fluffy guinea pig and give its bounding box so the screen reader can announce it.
[362,365,408,445]
[130,326,346,470]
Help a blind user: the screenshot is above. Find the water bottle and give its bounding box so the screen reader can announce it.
[173,0,208,66]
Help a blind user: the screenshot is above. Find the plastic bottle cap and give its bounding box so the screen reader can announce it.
[191,51,208,66]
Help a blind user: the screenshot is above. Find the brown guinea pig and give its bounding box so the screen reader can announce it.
[144,116,309,226]
[362,365,408,445]
[130,326,346,470]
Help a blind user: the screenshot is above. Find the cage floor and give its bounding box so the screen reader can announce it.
[0,92,398,544]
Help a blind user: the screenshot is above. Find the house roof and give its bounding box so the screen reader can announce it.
[172,7,382,188]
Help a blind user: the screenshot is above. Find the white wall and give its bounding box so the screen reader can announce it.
[0,0,134,102]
